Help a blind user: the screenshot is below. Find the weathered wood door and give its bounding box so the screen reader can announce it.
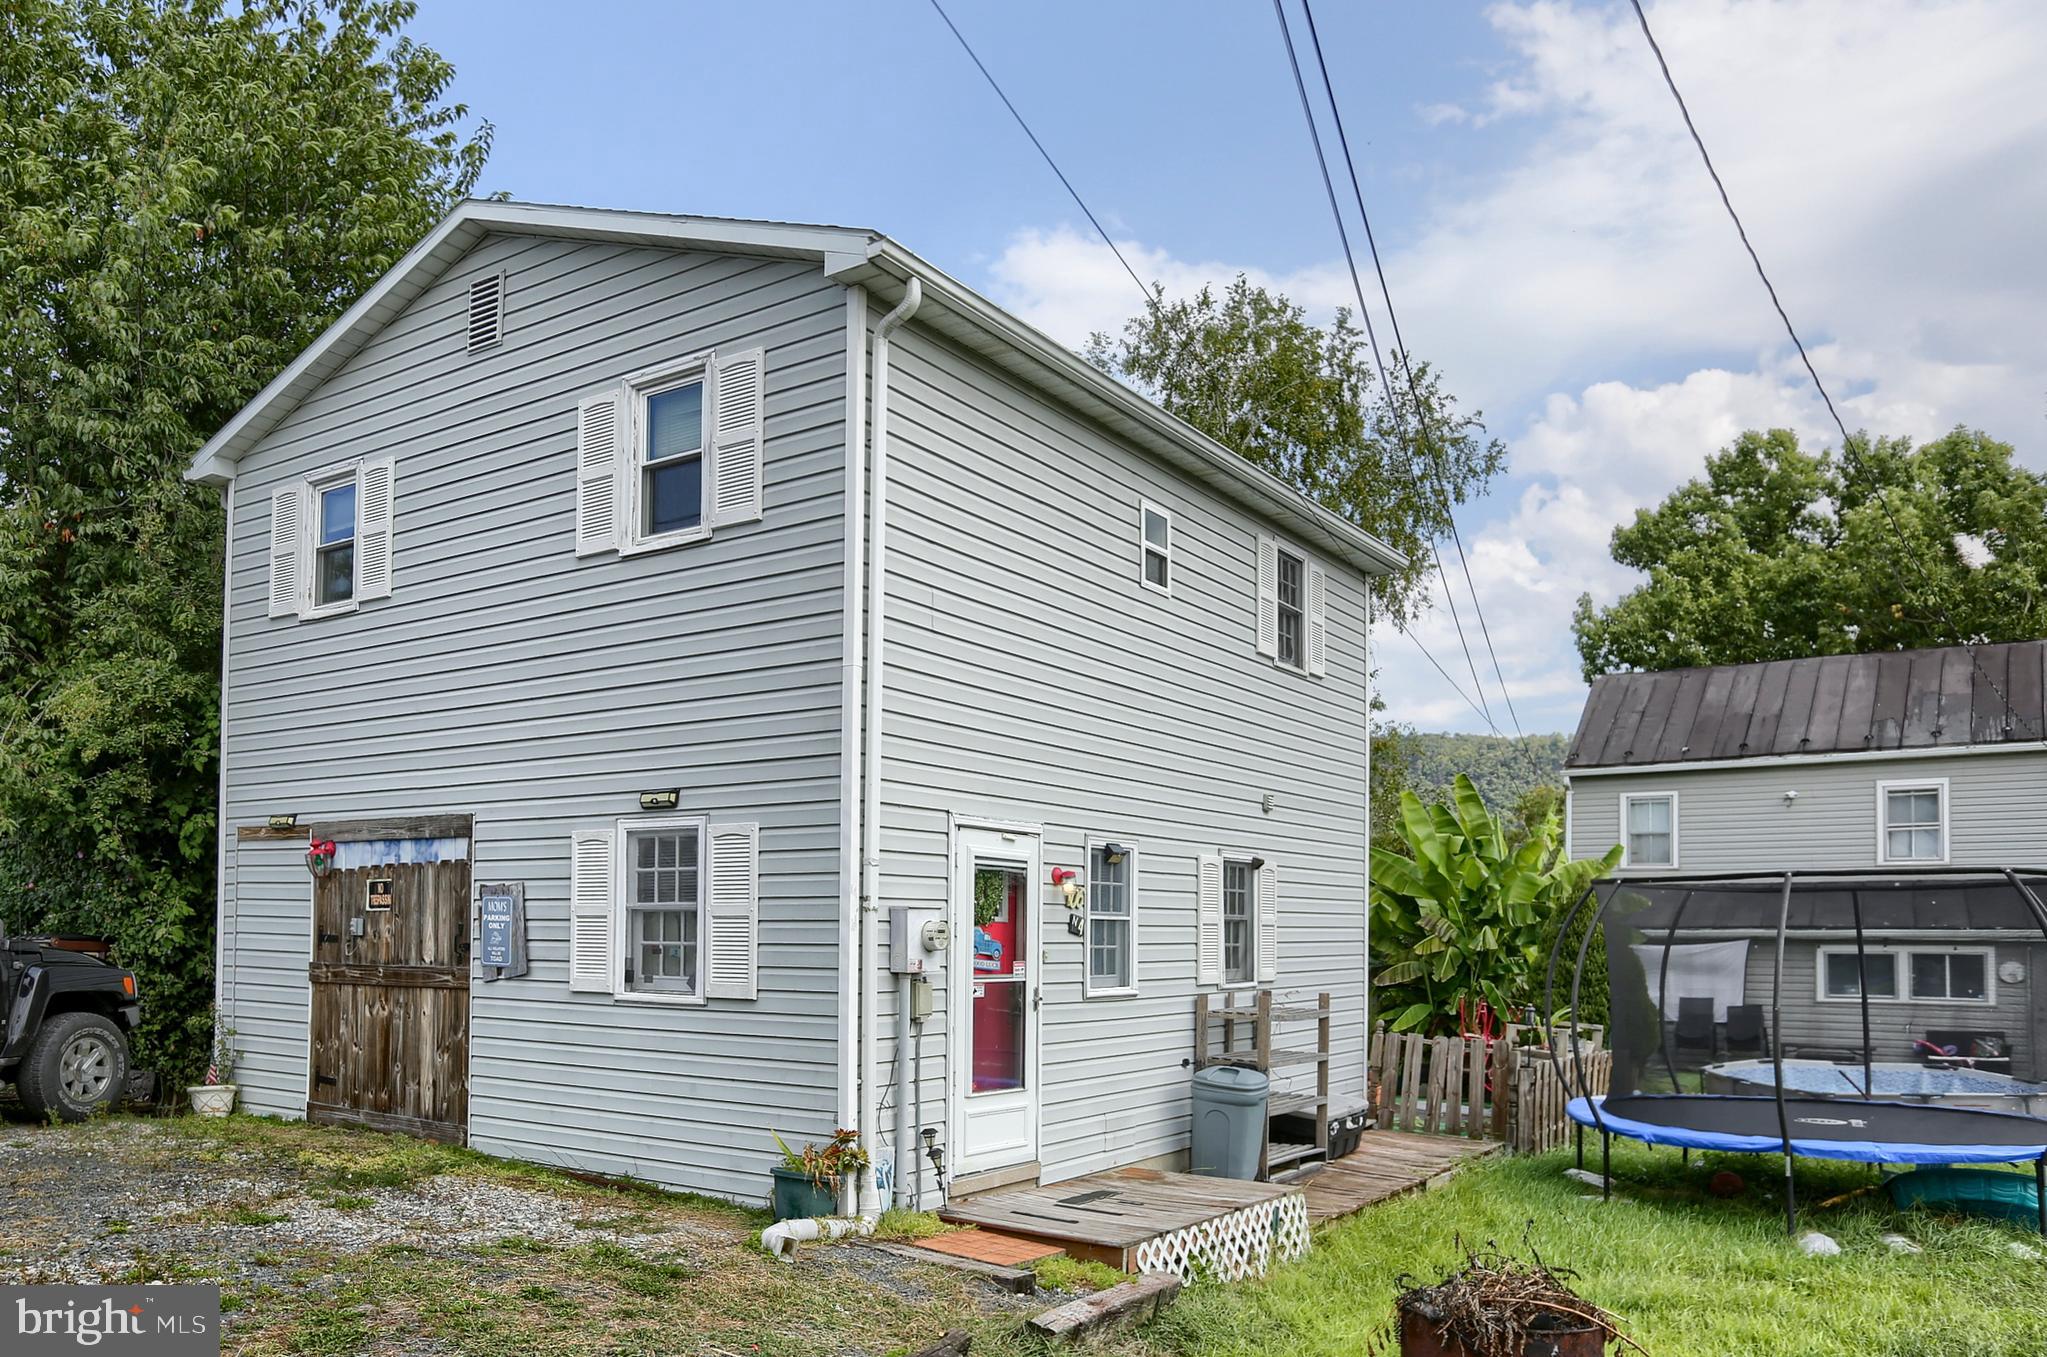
[308,858,471,1142]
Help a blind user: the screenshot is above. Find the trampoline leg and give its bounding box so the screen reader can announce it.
[1682,1146,1690,1168]
[1783,1154,1798,1237]
[1576,1124,1584,1172]
[1602,1132,1611,1200]
[2036,1156,2045,1238]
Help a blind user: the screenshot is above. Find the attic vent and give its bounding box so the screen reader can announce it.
[466,272,505,353]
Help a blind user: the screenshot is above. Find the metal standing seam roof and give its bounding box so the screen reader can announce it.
[1565,640,2047,769]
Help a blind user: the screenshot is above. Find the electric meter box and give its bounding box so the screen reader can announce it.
[888,905,941,975]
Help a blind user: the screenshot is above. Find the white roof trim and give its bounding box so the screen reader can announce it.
[1564,740,2045,779]
[187,200,1404,577]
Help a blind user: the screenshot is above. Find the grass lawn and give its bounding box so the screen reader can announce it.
[1128,1144,2047,1357]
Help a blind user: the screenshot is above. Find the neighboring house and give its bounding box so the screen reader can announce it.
[189,200,1399,1209]
[1563,642,2047,1078]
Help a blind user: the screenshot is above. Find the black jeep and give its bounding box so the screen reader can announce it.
[0,922,142,1120]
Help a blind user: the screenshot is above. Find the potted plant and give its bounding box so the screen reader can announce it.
[187,1019,238,1117]
[1391,1238,1637,1357]
[768,1128,868,1221]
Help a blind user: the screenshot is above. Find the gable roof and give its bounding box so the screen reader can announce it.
[1565,640,2047,771]
[186,199,1404,578]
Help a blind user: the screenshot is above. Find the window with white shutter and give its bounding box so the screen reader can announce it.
[1256,860,1279,984]
[1257,534,1326,679]
[704,822,760,1000]
[1195,853,1224,987]
[355,457,396,601]
[568,830,616,993]
[466,272,505,353]
[267,485,306,617]
[267,460,398,621]
[575,389,624,556]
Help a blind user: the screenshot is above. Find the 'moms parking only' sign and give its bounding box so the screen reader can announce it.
[5,1286,219,1355]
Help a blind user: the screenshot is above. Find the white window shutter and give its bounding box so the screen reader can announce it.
[568,830,616,994]
[708,347,765,526]
[355,457,396,601]
[1196,853,1223,987]
[1256,861,1279,984]
[1255,535,1279,657]
[1305,562,1328,677]
[705,821,759,1000]
[267,484,306,618]
[575,389,624,556]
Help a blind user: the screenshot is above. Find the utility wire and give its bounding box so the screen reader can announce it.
[1404,628,1506,735]
[1297,0,1532,759]
[1625,0,2017,716]
[1269,0,1498,731]
[926,0,1151,305]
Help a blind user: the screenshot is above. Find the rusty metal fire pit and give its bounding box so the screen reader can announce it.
[1387,1237,1635,1357]
[1400,1305,1607,1357]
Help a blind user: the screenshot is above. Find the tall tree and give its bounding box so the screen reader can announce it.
[1573,427,2047,679]
[1086,276,1506,629]
[0,0,488,1080]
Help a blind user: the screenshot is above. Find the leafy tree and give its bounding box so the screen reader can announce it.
[1572,427,2047,679]
[1370,775,1619,1034]
[1086,276,1506,628]
[0,0,488,1081]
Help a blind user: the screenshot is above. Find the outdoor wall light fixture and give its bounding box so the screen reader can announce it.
[1247,856,1267,871]
[1101,842,1129,865]
[638,789,681,811]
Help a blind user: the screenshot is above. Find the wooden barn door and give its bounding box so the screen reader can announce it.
[308,852,471,1143]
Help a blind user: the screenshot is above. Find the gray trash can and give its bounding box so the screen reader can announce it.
[1190,1065,1269,1179]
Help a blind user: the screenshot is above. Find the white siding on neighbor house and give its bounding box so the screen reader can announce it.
[873,321,1371,1199]
[215,232,849,1200]
[1568,751,2047,874]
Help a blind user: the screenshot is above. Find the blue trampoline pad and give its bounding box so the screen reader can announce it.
[1567,1094,2047,1165]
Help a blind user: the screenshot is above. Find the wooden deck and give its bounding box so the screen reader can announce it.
[1293,1128,1501,1223]
[938,1166,1306,1274]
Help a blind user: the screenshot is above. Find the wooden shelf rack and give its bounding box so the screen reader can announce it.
[1193,989,1332,1179]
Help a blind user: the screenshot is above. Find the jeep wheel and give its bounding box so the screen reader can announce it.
[19,1012,130,1122]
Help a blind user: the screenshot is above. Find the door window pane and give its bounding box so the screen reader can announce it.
[970,863,1027,1093]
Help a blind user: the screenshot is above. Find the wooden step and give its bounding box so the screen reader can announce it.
[912,1227,1064,1268]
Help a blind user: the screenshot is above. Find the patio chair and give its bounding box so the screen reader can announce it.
[1724,1004,1767,1057]
[1673,997,1716,1062]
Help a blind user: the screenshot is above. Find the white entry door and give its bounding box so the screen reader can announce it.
[948,824,1042,1176]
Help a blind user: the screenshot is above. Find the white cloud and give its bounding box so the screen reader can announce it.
[979,0,2047,739]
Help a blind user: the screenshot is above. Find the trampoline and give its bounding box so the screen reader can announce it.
[1545,868,2047,1234]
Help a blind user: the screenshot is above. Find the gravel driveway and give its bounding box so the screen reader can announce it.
[0,1109,1046,1356]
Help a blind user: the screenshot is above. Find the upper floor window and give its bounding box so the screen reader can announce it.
[1879,780,1946,864]
[637,372,707,545]
[1276,550,1305,668]
[1256,535,1325,676]
[315,478,357,607]
[1139,502,1172,594]
[1622,793,1676,869]
[1086,841,1136,995]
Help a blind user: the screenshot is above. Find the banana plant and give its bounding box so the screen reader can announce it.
[1369,774,1621,1034]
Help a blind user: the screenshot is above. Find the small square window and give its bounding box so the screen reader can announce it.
[315,480,357,607]
[1823,950,1896,999]
[1275,551,1304,668]
[1881,784,1945,863]
[1140,504,1171,593]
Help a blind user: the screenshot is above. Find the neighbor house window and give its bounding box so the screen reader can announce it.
[1879,781,1947,864]
[1222,858,1256,985]
[314,478,357,607]
[1087,841,1136,994]
[623,819,703,995]
[1139,503,1172,593]
[1820,948,1898,1000]
[1622,793,1676,869]
[1910,949,1990,1003]
[1816,946,1991,1004]
[1275,549,1305,669]
[632,367,707,547]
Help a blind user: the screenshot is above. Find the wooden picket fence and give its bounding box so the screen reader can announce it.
[1368,1022,1613,1153]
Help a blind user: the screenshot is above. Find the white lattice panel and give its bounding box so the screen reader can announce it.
[1131,1191,1312,1283]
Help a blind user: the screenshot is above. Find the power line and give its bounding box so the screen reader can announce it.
[1625,0,2016,715]
[1297,0,1533,758]
[1403,627,1507,736]
[926,0,1151,304]
[1268,0,1498,732]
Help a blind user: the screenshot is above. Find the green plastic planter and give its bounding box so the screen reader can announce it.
[770,1165,838,1221]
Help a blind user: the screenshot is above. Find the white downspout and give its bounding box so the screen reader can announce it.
[857,277,922,1217]
[836,285,869,1188]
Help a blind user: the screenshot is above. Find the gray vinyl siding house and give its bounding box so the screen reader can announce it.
[1564,644,2047,1079]
[191,201,1396,1208]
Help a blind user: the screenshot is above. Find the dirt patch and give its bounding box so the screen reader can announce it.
[0,1112,1046,1356]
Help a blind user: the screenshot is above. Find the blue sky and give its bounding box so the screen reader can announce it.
[408,1,2047,737]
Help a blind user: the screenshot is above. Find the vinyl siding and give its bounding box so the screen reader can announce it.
[216,233,848,1201]
[1568,752,2047,873]
[875,320,1370,1199]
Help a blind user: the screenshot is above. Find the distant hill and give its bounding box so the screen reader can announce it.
[1399,731,1569,811]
